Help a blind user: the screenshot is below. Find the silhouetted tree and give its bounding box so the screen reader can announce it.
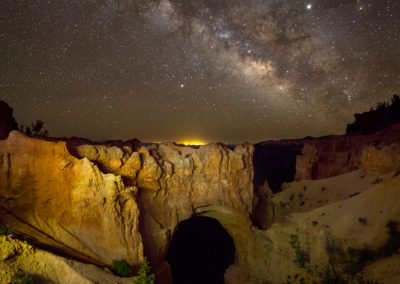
[30,120,49,136]
[374,94,400,111]
[25,127,32,135]
[31,120,44,135]
[391,94,400,106]
[347,93,400,135]
[23,120,49,136]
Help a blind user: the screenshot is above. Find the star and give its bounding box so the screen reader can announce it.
[1,0,399,143]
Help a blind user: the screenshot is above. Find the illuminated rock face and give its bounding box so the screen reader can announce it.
[0,131,144,266]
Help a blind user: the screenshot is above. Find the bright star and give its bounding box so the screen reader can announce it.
[180,84,184,88]
[306,4,312,10]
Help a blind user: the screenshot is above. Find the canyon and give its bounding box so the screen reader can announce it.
[1,100,400,283]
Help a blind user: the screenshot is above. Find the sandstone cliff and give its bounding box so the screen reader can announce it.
[295,123,400,181]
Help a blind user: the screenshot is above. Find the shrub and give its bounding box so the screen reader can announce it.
[345,247,362,275]
[289,234,309,268]
[377,221,400,257]
[280,201,289,208]
[358,217,368,225]
[321,268,335,284]
[133,257,155,284]
[0,225,14,236]
[372,177,383,184]
[345,246,376,276]
[111,259,131,277]
[9,271,33,284]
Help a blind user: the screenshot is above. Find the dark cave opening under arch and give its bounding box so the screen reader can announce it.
[166,216,236,284]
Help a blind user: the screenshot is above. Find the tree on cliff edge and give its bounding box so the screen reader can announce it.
[22,120,49,137]
[346,93,400,135]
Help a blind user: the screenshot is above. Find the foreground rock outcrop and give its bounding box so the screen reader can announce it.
[0,235,133,284]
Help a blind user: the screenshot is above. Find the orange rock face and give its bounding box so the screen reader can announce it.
[0,131,144,265]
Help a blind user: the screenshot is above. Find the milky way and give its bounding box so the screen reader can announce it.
[1,0,400,143]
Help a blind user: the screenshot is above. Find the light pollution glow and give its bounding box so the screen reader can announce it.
[151,140,208,145]
[178,140,208,146]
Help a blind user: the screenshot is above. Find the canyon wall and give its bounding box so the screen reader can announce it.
[295,123,400,181]
[1,100,400,283]
[253,123,400,196]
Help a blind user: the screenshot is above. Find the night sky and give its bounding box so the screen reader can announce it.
[1,0,400,143]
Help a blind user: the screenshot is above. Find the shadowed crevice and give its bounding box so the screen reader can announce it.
[166,216,235,284]
[251,141,306,229]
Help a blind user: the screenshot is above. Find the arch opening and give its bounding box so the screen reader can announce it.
[166,216,236,284]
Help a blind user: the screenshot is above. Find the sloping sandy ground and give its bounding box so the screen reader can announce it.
[258,169,400,283]
[272,169,396,222]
